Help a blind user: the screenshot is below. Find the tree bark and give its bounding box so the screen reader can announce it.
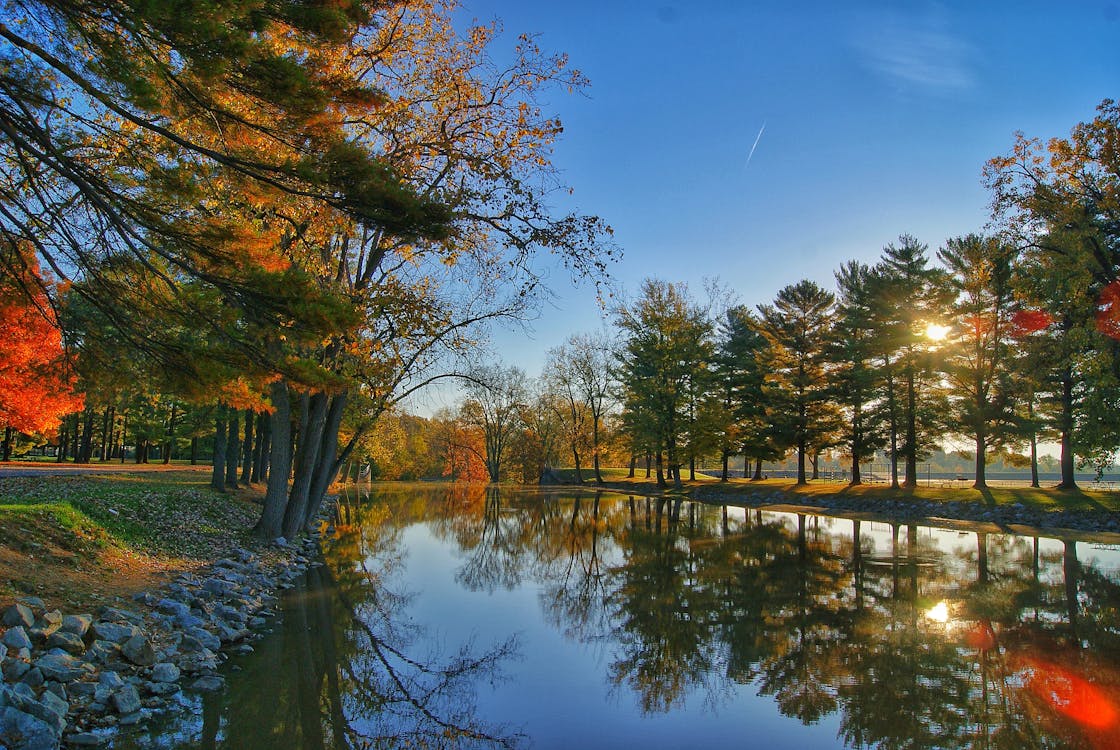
[240,408,254,485]
[282,391,329,538]
[305,393,348,528]
[211,409,228,492]
[1057,367,1078,489]
[1,426,11,462]
[224,412,240,487]
[162,402,178,465]
[190,436,198,465]
[255,381,293,540]
[973,430,987,489]
[99,406,113,462]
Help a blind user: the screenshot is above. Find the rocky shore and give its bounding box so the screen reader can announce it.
[694,485,1120,536]
[0,531,323,749]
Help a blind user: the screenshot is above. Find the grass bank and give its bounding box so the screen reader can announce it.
[547,468,1120,515]
[0,467,260,611]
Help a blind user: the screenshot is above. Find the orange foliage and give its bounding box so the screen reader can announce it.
[440,421,488,483]
[0,255,84,434]
[1096,281,1120,341]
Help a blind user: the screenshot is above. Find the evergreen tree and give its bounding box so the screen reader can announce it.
[758,280,841,485]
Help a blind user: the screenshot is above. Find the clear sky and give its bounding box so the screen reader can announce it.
[413,0,1119,412]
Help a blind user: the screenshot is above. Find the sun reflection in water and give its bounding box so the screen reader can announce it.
[925,601,950,623]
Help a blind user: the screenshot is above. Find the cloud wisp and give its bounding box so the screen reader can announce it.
[855,9,976,94]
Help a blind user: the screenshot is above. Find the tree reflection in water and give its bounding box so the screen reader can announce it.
[351,486,1120,750]
[126,485,1120,750]
[118,488,522,750]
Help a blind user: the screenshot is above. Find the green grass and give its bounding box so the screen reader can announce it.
[0,470,259,559]
[549,470,1120,515]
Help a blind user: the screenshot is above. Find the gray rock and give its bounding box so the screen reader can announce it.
[112,684,141,715]
[89,621,136,644]
[68,682,97,698]
[21,666,44,688]
[34,653,86,683]
[146,681,179,696]
[28,690,68,735]
[46,630,85,656]
[42,682,66,702]
[97,606,143,625]
[121,634,156,666]
[2,603,35,629]
[97,671,124,690]
[150,663,180,683]
[202,578,235,596]
[182,628,220,653]
[0,706,58,750]
[60,614,92,637]
[155,598,190,618]
[189,675,225,692]
[2,625,33,651]
[84,640,119,664]
[16,596,45,610]
[67,731,108,746]
[118,709,145,726]
[2,658,31,681]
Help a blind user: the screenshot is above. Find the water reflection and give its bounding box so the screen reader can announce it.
[340,485,1120,750]
[119,493,521,749]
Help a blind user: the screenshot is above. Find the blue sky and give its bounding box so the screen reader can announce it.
[413,1,1119,410]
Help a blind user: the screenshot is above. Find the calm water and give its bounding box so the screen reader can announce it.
[123,484,1120,749]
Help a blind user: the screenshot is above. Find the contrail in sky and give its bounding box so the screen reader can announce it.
[746,121,766,168]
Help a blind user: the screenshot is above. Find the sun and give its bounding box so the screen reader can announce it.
[925,323,951,342]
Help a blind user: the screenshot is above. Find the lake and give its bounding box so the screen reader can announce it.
[123,484,1120,749]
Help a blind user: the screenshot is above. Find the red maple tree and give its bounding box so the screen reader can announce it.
[0,250,84,455]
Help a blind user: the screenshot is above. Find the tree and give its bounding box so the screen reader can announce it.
[0,246,83,458]
[614,280,714,488]
[938,234,1018,488]
[986,99,1120,485]
[830,261,886,485]
[758,280,841,485]
[714,306,773,480]
[460,365,529,483]
[874,235,952,488]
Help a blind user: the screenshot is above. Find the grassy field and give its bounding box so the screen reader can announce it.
[0,468,260,610]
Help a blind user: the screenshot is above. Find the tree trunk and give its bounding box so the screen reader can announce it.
[255,381,293,540]
[645,452,651,479]
[240,409,254,485]
[753,458,763,481]
[627,454,635,478]
[190,436,198,465]
[282,391,329,538]
[850,454,862,486]
[903,367,918,488]
[655,451,665,488]
[211,410,228,492]
[256,412,271,485]
[1028,397,1040,488]
[251,411,266,483]
[973,431,987,489]
[796,437,807,485]
[689,455,695,481]
[99,406,113,462]
[1,426,11,462]
[572,444,582,484]
[162,402,178,465]
[810,452,819,481]
[1057,367,1077,489]
[225,412,241,487]
[70,414,80,463]
[103,407,116,462]
[305,393,348,529]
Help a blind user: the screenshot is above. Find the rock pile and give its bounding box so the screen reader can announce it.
[1,531,323,749]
